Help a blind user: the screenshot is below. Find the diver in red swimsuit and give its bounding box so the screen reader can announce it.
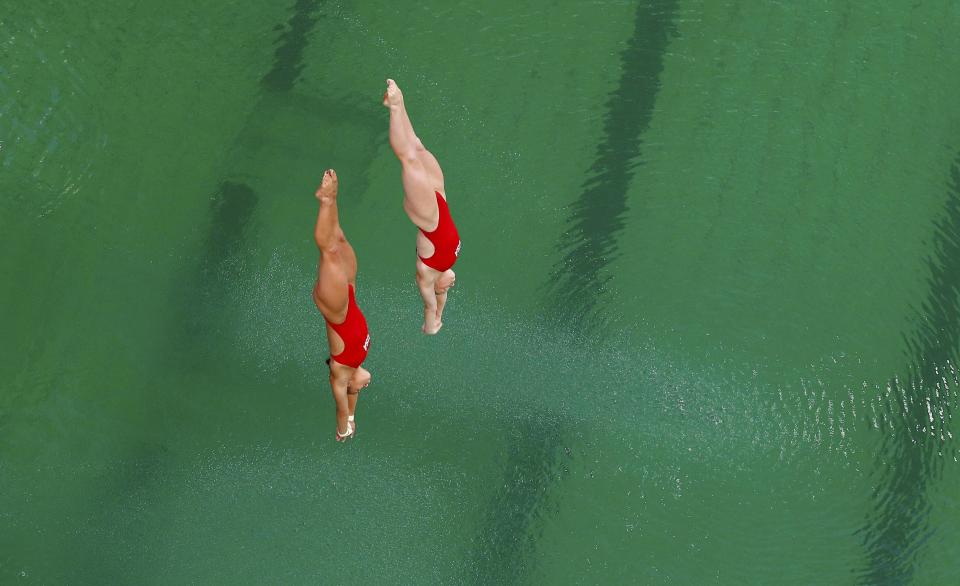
[384,79,460,334]
[312,169,371,441]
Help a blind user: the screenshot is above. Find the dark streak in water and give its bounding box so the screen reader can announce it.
[178,0,322,350]
[857,154,960,584]
[472,3,678,580]
[261,0,323,93]
[85,3,322,575]
[178,181,259,365]
[545,0,678,333]
[469,419,569,584]
[197,180,257,317]
[204,181,259,276]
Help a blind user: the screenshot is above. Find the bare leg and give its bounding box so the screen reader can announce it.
[384,79,421,157]
[416,147,444,185]
[434,269,455,327]
[330,367,352,441]
[345,389,358,435]
[416,260,441,334]
[434,292,447,327]
[384,80,438,224]
[346,367,371,417]
[313,170,357,322]
[314,170,343,252]
[383,80,443,184]
[346,366,370,433]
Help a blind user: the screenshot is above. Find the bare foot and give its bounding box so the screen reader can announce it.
[315,169,338,201]
[383,78,404,109]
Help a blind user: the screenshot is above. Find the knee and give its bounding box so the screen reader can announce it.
[318,232,347,255]
[399,137,425,157]
[400,155,423,174]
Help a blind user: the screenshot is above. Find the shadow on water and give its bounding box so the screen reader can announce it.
[180,181,259,361]
[65,3,323,578]
[467,3,678,582]
[857,154,960,584]
[468,419,570,583]
[178,0,326,357]
[545,0,678,334]
[204,182,259,278]
[261,0,324,93]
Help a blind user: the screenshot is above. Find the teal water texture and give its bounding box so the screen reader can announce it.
[2,1,960,583]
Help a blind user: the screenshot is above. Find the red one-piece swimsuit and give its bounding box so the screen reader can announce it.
[325,284,370,368]
[418,191,461,272]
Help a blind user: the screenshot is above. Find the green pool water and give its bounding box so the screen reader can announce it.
[2,1,960,583]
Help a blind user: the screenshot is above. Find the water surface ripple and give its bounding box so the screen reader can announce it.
[857,152,960,584]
